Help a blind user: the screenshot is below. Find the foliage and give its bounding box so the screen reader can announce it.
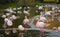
[0,0,17,4]
[18,0,36,6]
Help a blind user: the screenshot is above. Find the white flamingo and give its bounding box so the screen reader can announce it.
[38,6,43,10]
[4,18,13,27]
[17,7,22,10]
[6,8,14,13]
[6,13,10,16]
[13,8,16,10]
[36,5,39,7]
[2,15,6,18]
[5,19,13,35]
[4,18,9,22]
[10,15,17,20]
[52,7,55,11]
[7,19,13,26]
[18,25,25,31]
[23,10,30,15]
[3,18,9,28]
[17,11,22,14]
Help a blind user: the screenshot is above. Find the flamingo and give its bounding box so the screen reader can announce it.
[17,7,22,10]
[4,18,13,35]
[36,20,46,28]
[23,16,29,25]
[18,25,25,37]
[18,25,25,31]
[13,8,16,10]
[58,26,60,31]
[5,8,10,11]
[52,7,55,11]
[36,20,46,37]
[23,18,29,25]
[27,6,30,9]
[38,6,43,10]
[36,5,39,7]
[4,18,9,22]
[3,18,9,28]
[6,8,14,13]
[2,15,6,18]
[6,13,10,16]
[7,19,13,26]
[10,15,17,20]
[17,11,22,14]
[52,27,57,32]
[23,10,30,15]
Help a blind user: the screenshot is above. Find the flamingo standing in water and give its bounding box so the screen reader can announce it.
[36,19,49,37]
[4,18,13,35]
[18,25,25,37]
[18,25,25,31]
[36,19,46,37]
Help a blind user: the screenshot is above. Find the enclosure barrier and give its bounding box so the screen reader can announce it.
[0,28,60,37]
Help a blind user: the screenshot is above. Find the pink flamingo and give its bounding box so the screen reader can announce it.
[36,20,46,37]
[23,16,29,25]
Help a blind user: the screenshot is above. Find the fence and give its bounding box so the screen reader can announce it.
[0,28,60,37]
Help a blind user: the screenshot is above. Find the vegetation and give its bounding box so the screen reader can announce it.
[0,0,60,37]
